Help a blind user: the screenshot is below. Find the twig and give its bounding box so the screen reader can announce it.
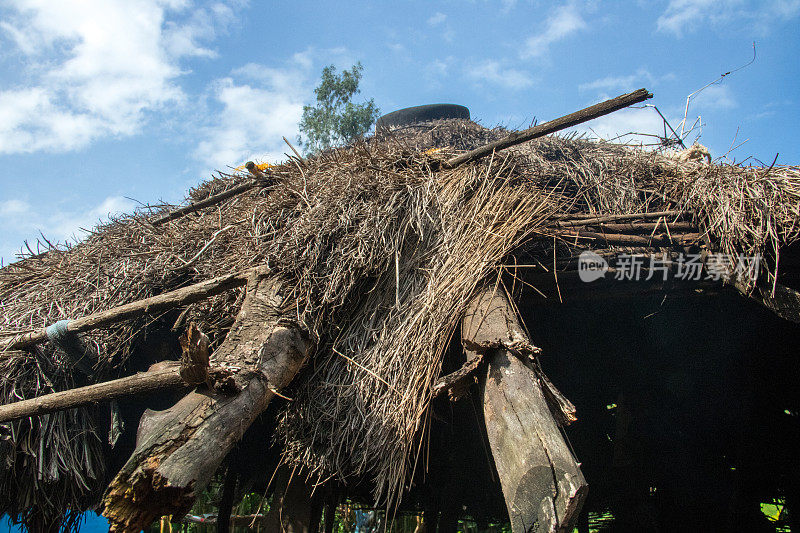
[170,224,236,272]
[679,42,756,139]
[283,136,306,166]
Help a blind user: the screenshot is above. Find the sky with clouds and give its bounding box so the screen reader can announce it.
[1,0,799,266]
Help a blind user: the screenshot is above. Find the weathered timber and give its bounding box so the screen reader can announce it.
[463,286,587,533]
[2,270,250,351]
[554,221,696,233]
[550,210,688,225]
[102,269,312,533]
[0,362,184,423]
[178,323,210,386]
[151,179,265,226]
[431,354,483,400]
[557,230,701,247]
[444,89,652,168]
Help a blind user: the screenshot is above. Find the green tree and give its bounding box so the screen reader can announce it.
[299,62,379,154]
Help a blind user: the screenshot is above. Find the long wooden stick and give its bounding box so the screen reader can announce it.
[151,180,262,226]
[2,270,251,351]
[588,221,696,233]
[444,88,653,168]
[0,364,185,423]
[557,230,701,246]
[551,210,689,226]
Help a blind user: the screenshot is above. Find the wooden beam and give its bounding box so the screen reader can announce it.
[551,221,696,234]
[556,230,701,247]
[151,179,265,226]
[2,270,250,351]
[102,269,313,533]
[550,210,688,225]
[463,286,587,533]
[444,89,652,169]
[0,363,185,423]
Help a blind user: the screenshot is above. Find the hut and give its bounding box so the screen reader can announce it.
[1,90,799,532]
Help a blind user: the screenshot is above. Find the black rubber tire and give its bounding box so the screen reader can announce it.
[376,104,470,132]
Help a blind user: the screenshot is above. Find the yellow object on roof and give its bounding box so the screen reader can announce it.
[234,161,273,172]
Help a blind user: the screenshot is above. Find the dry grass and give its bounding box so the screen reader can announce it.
[0,120,798,528]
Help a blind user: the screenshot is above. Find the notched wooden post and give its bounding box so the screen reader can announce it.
[102,268,313,532]
[463,285,587,533]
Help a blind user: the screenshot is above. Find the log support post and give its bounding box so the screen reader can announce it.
[102,269,313,532]
[462,286,587,533]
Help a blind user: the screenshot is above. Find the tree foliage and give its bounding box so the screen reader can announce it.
[299,62,379,154]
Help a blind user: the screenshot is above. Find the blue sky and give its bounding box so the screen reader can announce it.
[0,0,798,266]
[2,514,108,532]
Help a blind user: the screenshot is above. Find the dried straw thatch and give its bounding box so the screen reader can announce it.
[1,119,799,530]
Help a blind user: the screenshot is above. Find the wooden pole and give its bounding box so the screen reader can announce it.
[444,89,652,168]
[551,210,688,223]
[2,270,250,351]
[151,180,264,226]
[0,364,186,423]
[584,221,696,233]
[463,286,587,533]
[556,230,701,246]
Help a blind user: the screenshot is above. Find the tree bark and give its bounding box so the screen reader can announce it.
[463,286,587,533]
[102,269,312,532]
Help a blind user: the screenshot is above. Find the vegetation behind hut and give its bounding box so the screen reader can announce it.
[299,62,380,154]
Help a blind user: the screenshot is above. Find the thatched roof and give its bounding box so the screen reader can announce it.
[1,119,799,530]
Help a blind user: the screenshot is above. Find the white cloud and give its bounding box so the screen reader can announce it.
[521,3,586,59]
[500,0,517,13]
[424,57,455,89]
[0,199,31,217]
[657,0,719,36]
[0,0,239,154]
[194,64,307,169]
[580,69,657,93]
[466,60,534,90]
[690,84,737,110]
[0,196,135,264]
[427,12,447,26]
[657,0,800,36]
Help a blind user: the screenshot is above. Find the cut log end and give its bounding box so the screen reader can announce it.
[102,275,312,533]
[104,465,197,533]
